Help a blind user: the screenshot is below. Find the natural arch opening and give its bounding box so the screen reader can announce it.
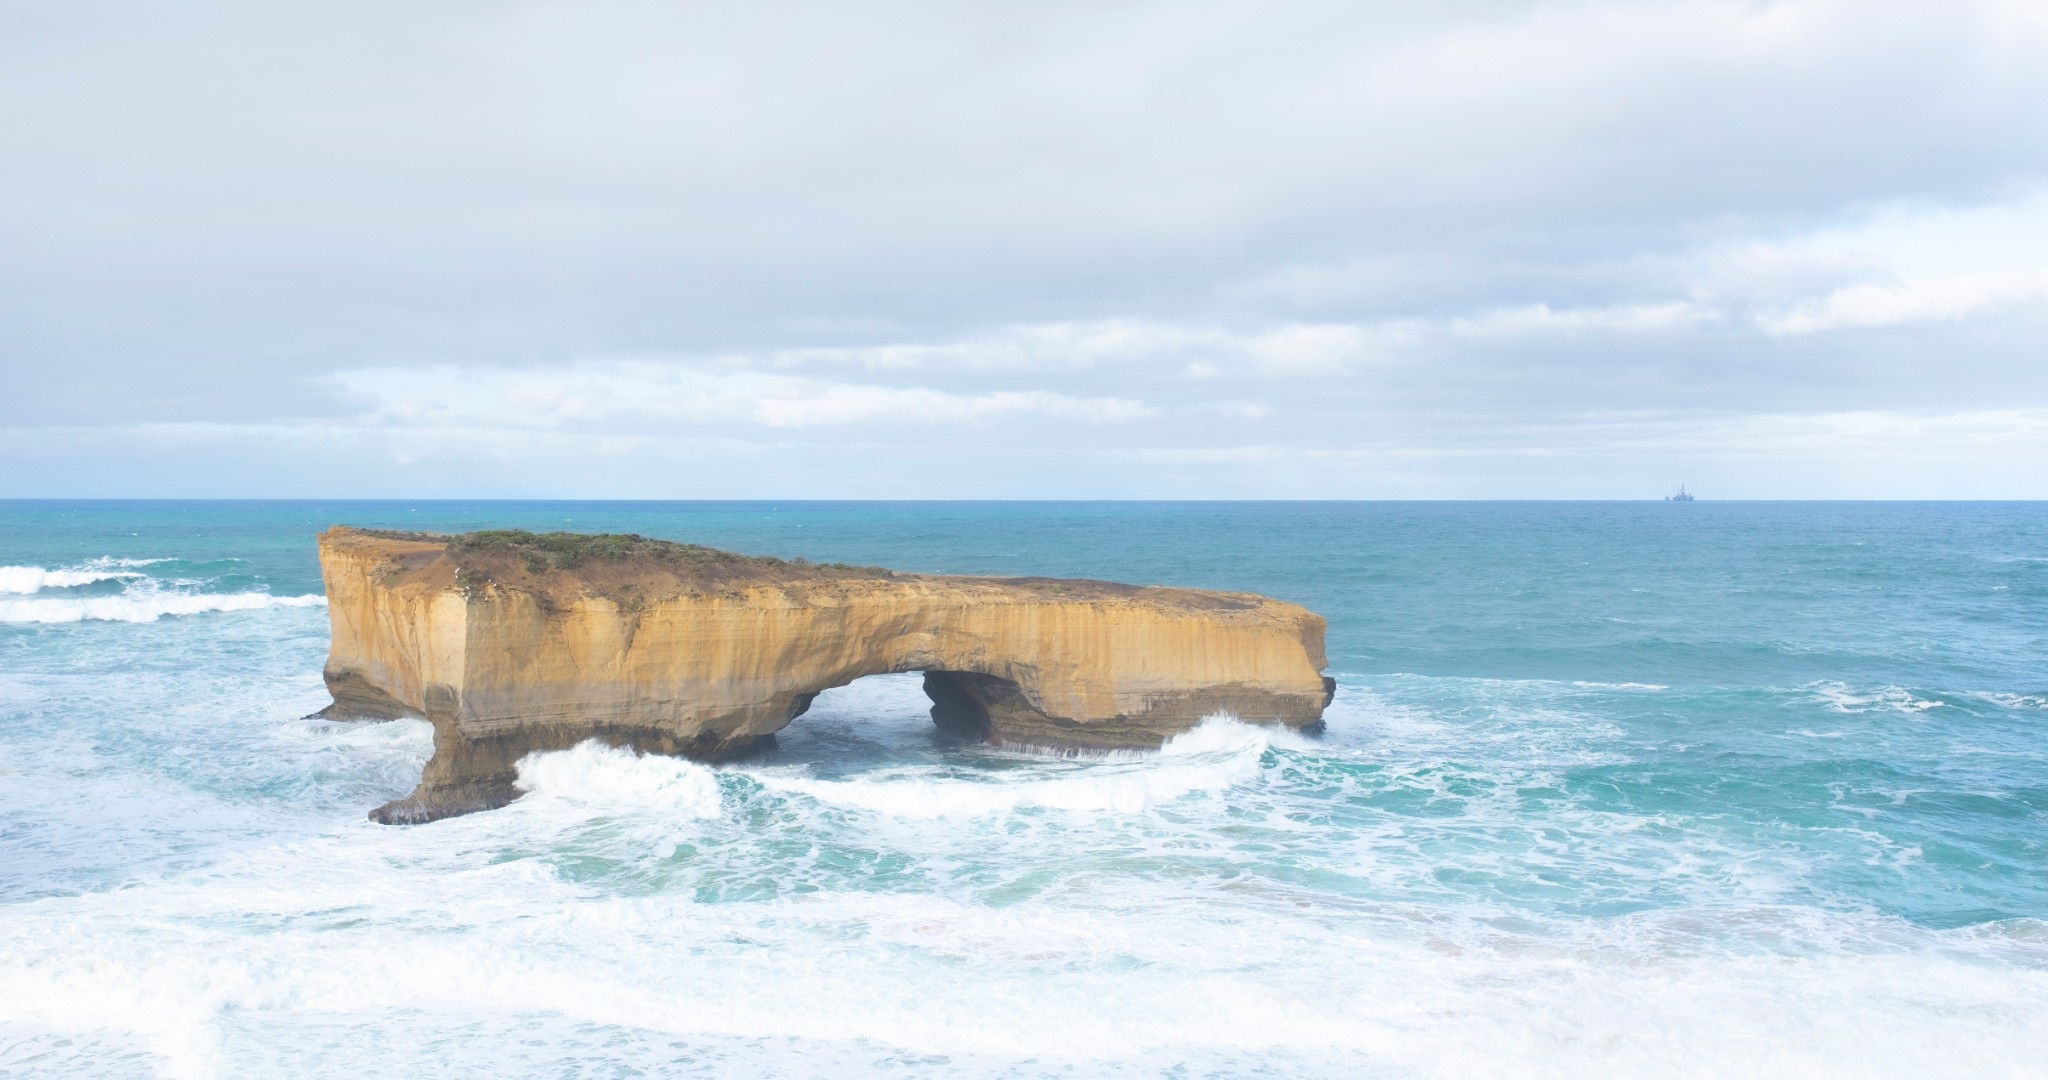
[778,667,1149,755]
[779,669,1022,745]
[920,671,1008,742]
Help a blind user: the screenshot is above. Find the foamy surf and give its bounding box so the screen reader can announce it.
[0,589,326,624]
[0,557,326,624]
[4,869,2045,1080]
[1972,692,2048,711]
[0,564,143,594]
[515,740,724,819]
[1809,681,1947,714]
[746,716,1286,818]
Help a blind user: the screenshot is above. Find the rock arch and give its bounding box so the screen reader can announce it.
[314,528,1334,823]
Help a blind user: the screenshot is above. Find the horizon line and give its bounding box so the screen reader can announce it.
[5,497,2045,505]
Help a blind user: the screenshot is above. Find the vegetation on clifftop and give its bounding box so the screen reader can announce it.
[445,529,894,578]
[454,530,725,573]
[339,525,1246,608]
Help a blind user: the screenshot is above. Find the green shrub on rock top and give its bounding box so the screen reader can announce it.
[442,529,893,578]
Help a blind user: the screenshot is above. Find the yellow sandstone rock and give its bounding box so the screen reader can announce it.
[315,526,1334,823]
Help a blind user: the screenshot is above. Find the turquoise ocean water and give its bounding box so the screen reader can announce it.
[1,500,2044,1077]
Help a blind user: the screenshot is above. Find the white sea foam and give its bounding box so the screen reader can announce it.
[1321,677,1632,770]
[4,864,2046,1080]
[1810,681,1947,714]
[0,564,142,594]
[516,740,724,819]
[0,589,325,624]
[1972,691,2048,711]
[746,716,1278,818]
[0,557,305,624]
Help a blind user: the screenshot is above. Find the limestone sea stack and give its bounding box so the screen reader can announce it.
[315,527,1335,823]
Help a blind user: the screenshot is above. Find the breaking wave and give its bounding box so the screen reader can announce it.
[1808,681,1947,714]
[515,740,724,819]
[745,716,1283,817]
[0,564,143,594]
[1973,692,2048,711]
[0,590,325,624]
[0,557,324,624]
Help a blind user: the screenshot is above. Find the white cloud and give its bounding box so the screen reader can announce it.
[1241,323,1382,373]
[1161,405,2048,454]
[751,385,1152,427]
[330,364,1156,430]
[1450,301,1716,337]
[770,320,1209,372]
[768,319,1394,375]
[1756,271,2048,335]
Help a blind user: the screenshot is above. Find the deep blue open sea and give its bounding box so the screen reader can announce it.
[2,500,2044,1078]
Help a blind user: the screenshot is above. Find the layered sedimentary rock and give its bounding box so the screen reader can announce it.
[315,527,1334,823]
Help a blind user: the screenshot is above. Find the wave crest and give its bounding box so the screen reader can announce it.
[0,565,142,594]
[515,740,724,818]
[749,716,1284,818]
[1810,681,1946,714]
[0,590,325,624]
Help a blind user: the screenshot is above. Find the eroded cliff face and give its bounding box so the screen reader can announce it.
[316,527,1333,823]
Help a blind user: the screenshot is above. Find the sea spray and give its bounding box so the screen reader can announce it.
[516,740,725,820]
[0,562,324,624]
[0,564,143,594]
[741,716,1281,818]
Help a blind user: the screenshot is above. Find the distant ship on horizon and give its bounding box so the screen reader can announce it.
[1665,485,1695,502]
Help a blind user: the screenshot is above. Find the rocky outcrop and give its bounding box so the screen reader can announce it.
[315,527,1334,823]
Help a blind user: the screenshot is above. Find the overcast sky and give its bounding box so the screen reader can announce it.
[4,0,2046,498]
